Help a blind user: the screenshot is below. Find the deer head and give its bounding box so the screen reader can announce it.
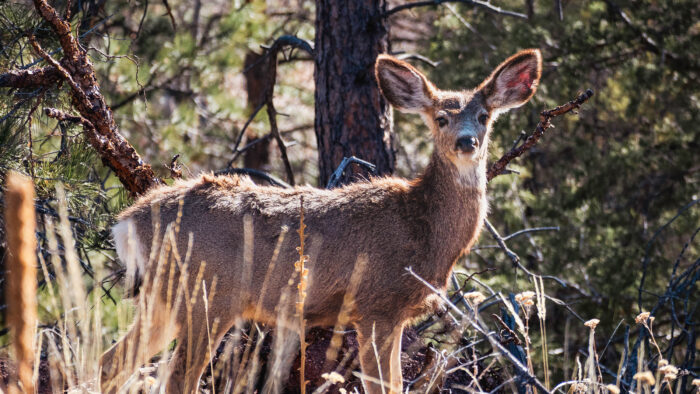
[376,49,542,184]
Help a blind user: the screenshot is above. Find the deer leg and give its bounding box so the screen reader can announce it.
[99,308,173,394]
[355,320,404,394]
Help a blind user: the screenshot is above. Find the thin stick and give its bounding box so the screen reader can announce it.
[383,0,528,19]
[487,89,594,181]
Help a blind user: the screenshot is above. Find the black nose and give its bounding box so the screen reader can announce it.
[455,136,478,153]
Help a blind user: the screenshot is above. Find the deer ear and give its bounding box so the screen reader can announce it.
[375,55,435,113]
[480,49,542,111]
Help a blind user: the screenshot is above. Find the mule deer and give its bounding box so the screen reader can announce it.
[100,49,541,394]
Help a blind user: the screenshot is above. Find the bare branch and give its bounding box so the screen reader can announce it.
[15,0,163,195]
[267,104,295,186]
[394,52,441,68]
[0,67,60,89]
[484,219,571,289]
[244,35,314,74]
[228,35,314,185]
[405,267,551,394]
[383,0,528,20]
[326,156,377,189]
[487,89,594,181]
[228,101,266,167]
[162,0,177,30]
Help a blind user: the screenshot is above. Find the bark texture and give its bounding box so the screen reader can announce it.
[314,0,395,186]
[11,0,163,196]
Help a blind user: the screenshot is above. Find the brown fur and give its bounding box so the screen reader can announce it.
[100,50,542,394]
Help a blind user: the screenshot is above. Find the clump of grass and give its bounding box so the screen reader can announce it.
[2,178,696,394]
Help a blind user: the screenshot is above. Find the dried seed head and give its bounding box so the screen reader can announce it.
[522,299,535,307]
[633,371,655,386]
[658,359,668,367]
[322,372,345,385]
[605,384,620,394]
[635,311,651,324]
[464,291,486,305]
[659,364,678,381]
[515,291,535,303]
[692,378,700,387]
[584,318,600,329]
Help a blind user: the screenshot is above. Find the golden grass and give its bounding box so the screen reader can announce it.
[1,181,695,394]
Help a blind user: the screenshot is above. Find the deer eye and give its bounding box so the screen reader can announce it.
[435,116,448,128]
[478,113,489,125]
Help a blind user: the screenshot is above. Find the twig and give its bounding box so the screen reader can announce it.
[405,267,551,393]
[602,0,678,62]
[638,198,699,311]
[267,104,295,186]
[44,108,95,131]
[167,154,182,179]
[486,89,594,181]
[483,219,520,266]
[243,35,314,74]
[227,101,266,167]
[162,0,177,30]
[229,125,312,165]
[383,0,528,19]
[484,219,571,289]
[394,52,440,68]
[326,156,378,189]
[231,35,313,185]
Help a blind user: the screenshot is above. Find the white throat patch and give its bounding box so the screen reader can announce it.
[456,159,487,189]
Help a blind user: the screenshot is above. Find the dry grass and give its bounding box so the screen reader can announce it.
[1,183,697,393]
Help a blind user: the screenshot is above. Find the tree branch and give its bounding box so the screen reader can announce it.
[487,89,594,181]
[0,66,61,89]
[229,35,314,185]
[383,0,528,20]
[15,0,163,196]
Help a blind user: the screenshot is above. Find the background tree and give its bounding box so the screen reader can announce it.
[314,0,394,186]
[0,0,698,392]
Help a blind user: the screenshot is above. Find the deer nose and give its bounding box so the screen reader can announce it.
[455,136,478,153]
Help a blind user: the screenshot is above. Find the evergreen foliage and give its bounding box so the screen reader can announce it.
[0,0,697,390]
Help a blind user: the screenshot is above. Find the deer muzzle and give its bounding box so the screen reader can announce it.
[455,136,478,153]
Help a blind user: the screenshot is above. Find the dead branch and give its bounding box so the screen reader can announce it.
[394,52,441,68]
[406,267,551,394]
[484,219,571,289]
[3,0,164,196]
[168,154,182,179]
[383,0,528,20]
[326,156,377,189]
[0,66,61,89]
[486,89,594,181]
[229,35,314,185]
[267,104,295,185]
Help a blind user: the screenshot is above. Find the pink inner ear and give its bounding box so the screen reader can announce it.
[506,65,534,92]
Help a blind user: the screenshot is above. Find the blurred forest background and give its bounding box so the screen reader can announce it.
[0,0,698,392]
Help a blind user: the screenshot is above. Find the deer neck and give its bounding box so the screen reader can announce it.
[410,152,487,287]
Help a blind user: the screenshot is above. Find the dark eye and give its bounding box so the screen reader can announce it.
[478,113,489,125]
[436,116,448,127]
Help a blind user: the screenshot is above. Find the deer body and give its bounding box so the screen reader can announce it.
[100,50,541,394]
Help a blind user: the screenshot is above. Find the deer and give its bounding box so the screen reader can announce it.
[99,49,542,394]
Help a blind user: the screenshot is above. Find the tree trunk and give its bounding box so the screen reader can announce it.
[314,0,395,186]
